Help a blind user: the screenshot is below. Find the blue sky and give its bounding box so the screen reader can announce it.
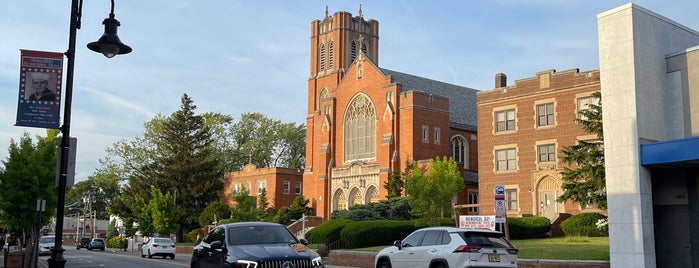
[1,1,697,182]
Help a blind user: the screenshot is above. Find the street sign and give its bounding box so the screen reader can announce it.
[494,184,506,223]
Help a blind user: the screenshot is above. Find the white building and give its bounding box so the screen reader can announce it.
[598,3,699,267]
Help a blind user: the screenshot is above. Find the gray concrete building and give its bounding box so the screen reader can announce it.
[598,3,699,267]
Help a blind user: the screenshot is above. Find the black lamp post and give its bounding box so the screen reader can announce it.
[48,0,130,267]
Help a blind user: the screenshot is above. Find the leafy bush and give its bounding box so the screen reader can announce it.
[107,236,128,249]
[340,220,417,248]
[305,219,354,244]
[508,216,551,239]
[560,213,608,237]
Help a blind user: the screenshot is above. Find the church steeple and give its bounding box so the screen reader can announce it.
[309,8,379,79]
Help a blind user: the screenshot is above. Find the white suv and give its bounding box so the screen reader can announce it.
[375,227,518,268]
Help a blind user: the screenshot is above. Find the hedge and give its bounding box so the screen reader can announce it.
[560,213,608,237]
[507,216,551,239]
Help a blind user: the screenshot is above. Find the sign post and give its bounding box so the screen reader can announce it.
[494,185,510,239]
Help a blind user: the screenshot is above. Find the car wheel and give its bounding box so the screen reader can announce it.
[148,249,153,258]
[171,255,175,260]
[141,251,145,258]
[101,248,104,251]
[378,260,392,268]
[430,263,446,268]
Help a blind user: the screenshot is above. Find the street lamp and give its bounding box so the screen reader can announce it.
[49,0,131,267]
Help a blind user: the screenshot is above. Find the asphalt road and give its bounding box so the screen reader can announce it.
[0,247,360,268]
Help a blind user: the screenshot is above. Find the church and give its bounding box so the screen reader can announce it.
[302,8,480,219]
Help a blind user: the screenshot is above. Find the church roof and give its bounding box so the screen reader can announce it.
[381,68,478,131]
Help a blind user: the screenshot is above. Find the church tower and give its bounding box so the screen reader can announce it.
[305,7,379,219]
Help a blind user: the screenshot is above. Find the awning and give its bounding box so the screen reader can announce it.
[641,136,699,168]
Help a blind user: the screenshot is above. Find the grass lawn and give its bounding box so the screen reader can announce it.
[511,236,609,260]
[351,236,609,261]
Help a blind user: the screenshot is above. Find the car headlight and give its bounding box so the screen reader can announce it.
[235,260,258,268]
[312,256,324,267]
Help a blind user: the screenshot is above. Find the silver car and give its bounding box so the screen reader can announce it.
[38,235,55,256]
[375,227,518,268]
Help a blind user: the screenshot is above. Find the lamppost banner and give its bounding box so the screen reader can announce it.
[15,49,64,129]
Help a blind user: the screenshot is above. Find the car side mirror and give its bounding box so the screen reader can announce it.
[393,240,402,250]
[211,240,223,250]
[299,238,309,245]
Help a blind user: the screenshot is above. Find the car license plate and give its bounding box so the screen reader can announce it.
[488,254,500,262]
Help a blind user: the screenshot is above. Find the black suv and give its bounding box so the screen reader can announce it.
[76,237,90,250]
[191,222,324,268]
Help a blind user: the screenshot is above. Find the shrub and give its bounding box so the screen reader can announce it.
[305,219,354,245]
[107,236,128,249]
[560,213,608,237]
[507,216,551,239]
[340,220,417,248]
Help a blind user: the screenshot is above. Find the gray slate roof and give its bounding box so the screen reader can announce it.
[381,68,478,131]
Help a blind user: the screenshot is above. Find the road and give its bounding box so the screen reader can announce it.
[25,247,359,268]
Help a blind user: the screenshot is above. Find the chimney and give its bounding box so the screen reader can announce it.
[495,73,507,88]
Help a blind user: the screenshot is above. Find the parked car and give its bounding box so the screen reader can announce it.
[190,222,324,268]
[38,235,55,255]
[76,237,91,250]
[88,238,105,251]
[375,227,518,268]
[141,237,176,259]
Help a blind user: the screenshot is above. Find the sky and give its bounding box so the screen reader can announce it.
[1,1,697,183]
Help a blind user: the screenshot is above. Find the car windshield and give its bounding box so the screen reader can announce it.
[228,226,299,245]
[92,240,104,244]
[460,232,513,248]
[40,237,54,243]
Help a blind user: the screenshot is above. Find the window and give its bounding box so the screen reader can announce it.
[422,125,429,143]
[402,231,426,247]
[257,180,267,195]
[451,136,469,166]
[231,183,242,195]
[328,41,334,68]
[295,182,302,195]
[344,94,376,161]
[283,181,290,194]
[577,96,599,120]
[434,128,441,144]
[495,148,516,171]
[467,190,478,213]
[361,41,368,55]
[319,43,326,70]
[536,103,554,127]
[538,144,556,162]
[505,189,518,211]
[350,40,357,63]
[246,181,251,192]
[495,109,515,132]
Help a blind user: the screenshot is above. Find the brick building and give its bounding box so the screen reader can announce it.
[223,164,304,209]
[476,69,601,222]
[303,9,479,219]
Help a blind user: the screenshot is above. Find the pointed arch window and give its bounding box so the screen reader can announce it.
[451,136,469,167]
[350,40,357,63]
[361,41,368,55]
[328,41,334,68]
[318,87,329,112]
[319,43,326,70]
[344,94,376,161]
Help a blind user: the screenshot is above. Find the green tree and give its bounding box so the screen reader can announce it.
[384,170,404,198]
[198,200,231,226]
[134,196,155,237]
[149,187,179,236]
[0,131,58,236]
[405,157,464,226]
[229,188,258,222]
[557,91,607,209]
[120,94,223,241]
[227,113,306,170]
[256,188,276,221]
[65,171,120,220]
[106,219,120,240]
[273,195,313,225]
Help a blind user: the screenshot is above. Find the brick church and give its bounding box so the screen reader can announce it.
[302,8,480,219]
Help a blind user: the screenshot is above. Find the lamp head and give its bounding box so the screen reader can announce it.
[87,14,132,58]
